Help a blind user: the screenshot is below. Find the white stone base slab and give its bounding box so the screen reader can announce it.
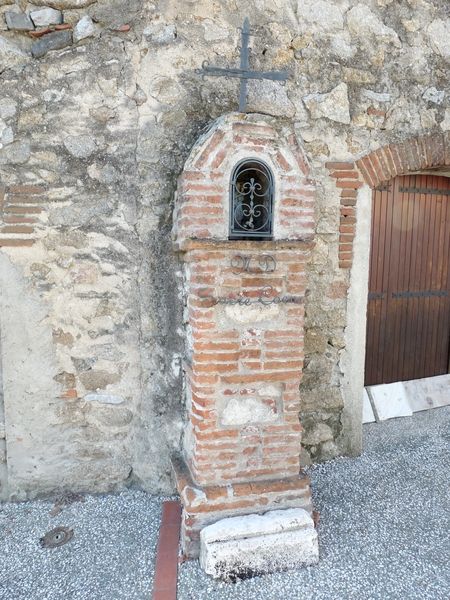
[362,388,376,423]
[403,374,450,412]
[367,381,412,421]
[199,508,319,581]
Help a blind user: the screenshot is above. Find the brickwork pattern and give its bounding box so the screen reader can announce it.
[327,132,450,269]
[0,185,44,247]
[174,118,315,249]
[173,115,316,556]
[172,454,312,557]
[183,242,311,487]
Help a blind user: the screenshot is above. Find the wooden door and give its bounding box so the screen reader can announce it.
[365,174,450,386]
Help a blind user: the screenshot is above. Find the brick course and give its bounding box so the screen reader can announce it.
[0,184,45,247]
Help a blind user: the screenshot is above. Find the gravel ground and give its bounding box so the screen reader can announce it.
[0,490,162,600]
[179,406,450,600]
[1,407,449,600]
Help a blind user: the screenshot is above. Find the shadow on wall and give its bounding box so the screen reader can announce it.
[0,328,6,496]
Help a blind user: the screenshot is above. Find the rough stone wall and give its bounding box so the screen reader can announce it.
[0,0,449,498]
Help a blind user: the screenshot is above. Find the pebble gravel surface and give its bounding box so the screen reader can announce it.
[0,407,449,600]
[0,490,162,600]
[178,406,450,600]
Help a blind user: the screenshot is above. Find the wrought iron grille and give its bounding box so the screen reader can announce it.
[229,159,274,239]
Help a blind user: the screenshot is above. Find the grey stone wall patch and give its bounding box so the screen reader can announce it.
[30,8,63,28]
[31,30,73,59]
[5,12,34,31]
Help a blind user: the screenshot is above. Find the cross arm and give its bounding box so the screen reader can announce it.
[197,65,289,82]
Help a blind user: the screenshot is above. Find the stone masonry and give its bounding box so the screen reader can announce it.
[0,0,449,501]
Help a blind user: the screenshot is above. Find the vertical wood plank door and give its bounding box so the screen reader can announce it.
[365,174,450,386]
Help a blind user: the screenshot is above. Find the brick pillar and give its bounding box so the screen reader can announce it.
[172,114,315,557]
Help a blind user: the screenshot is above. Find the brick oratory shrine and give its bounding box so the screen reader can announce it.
[171,113,319,571]
[2,1,450,577]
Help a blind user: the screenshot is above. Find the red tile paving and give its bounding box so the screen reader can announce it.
[152,501,182,600]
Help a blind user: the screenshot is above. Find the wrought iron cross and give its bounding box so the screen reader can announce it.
[197,18,289,113]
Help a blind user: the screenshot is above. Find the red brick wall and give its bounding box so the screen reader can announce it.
[182,241,311,487]
[173,119,315,248]
[173,115,316,555]
[172,454,312,557]
[0,184,43,247]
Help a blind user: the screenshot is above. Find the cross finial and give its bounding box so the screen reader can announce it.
[196,18,289,113]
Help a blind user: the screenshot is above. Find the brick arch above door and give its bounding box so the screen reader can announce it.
[326,132,450,269]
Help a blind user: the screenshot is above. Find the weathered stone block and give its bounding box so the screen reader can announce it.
[303,83,351,125]
[0,98,17,120]
[220,396,278,426]
[362,89,391,104]
[73,15,96,42]
[247,79,295,118]
[0,139,30,164]
[298,0,344,32]
[30,8,63,28]
[84,393,125,405]
[63,134,96,158]
[143,22,177,45]
[31,30,72,58]
[427,19,450,60]
[422,86,445,105]
[301,422,334,446]
[347,5,401,47]
[200,508,319,580]
[44,1,97,8]
[0,119,13,147]
[5,11,34,31]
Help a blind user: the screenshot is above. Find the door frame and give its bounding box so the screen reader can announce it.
[328,133,450,457]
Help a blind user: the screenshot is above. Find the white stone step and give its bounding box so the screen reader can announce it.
[200,508,319,580]
[364,374,450,423]
[368,381,412,421]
